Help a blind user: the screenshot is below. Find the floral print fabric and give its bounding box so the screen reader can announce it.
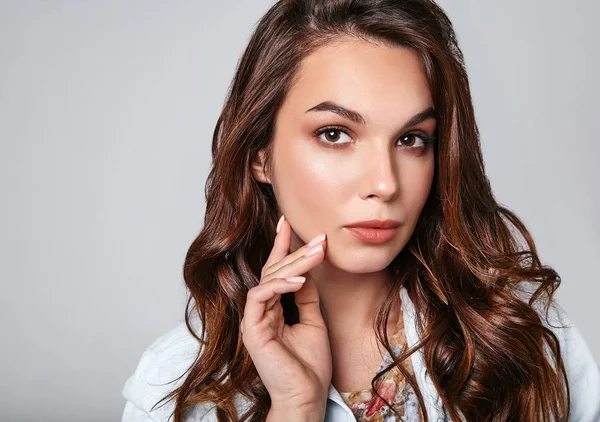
[338,306,421,421]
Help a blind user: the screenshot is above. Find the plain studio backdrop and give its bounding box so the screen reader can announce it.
[1,1,598,421]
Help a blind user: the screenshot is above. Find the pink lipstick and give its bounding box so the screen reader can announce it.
[343,219,400,244]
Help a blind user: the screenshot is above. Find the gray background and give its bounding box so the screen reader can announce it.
[1,1,597,420]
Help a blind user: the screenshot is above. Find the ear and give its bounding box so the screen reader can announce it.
[251,149,272,184]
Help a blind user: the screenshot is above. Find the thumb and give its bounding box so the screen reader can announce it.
[294,272,325,327]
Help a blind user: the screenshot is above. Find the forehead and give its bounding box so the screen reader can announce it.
[281,38,433,122]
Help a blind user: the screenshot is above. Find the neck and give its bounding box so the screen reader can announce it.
[312,265,391,341]
[288,230,400,344]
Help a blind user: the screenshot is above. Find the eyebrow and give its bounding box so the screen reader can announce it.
[305,101,437,130]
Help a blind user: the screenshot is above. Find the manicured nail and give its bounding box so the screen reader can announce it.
[304,244,323,257]
[286,276,306,283]
[307,234,326,247]
[276,215,285,233]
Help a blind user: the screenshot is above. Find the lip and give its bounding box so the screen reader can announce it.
[343,219,401,244]
[344,219,401,229]
[344,227,398,244]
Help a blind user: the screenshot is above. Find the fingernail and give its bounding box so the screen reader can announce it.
[286,276,306,283]
[276,215,285,233]
[304,244,323,257]
[307,234,326,247]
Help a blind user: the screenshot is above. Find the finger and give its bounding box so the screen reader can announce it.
[254,275,279,309]
[244,278,306,327]
[263,233,327,280]
[265,295,279,310]
[294,273,325,327]
[265,276,305,309]
[262,240,327,284]
[260,215,292,282]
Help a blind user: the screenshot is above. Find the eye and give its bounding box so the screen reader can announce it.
[314,126,352,145]
[399,133,427,148]
[314,126,436,149]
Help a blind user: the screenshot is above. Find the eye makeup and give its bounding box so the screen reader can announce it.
[311,124,437,153]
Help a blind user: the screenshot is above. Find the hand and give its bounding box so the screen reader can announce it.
[240,215,332,412]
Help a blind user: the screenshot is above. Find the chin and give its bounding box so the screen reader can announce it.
[324,246,396,274]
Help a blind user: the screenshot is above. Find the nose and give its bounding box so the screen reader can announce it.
[358,142,399,202]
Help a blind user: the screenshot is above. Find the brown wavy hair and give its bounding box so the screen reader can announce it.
[152,0,570,420]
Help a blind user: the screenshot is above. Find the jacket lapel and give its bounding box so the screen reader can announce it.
[400,287,449,421]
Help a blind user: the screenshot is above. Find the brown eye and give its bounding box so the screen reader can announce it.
[399,134,425,148]
[314,127,352,145]
[324,129,341,142]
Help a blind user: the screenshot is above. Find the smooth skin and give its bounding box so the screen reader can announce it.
[248,36,436,418]
[241,216,331,419]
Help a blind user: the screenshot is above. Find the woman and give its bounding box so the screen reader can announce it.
[122,0,600,421]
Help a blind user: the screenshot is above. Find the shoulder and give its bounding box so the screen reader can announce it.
[121,316,218,421]
[517,281,600,421]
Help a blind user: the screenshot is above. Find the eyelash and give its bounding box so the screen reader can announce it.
[312,125,437,150]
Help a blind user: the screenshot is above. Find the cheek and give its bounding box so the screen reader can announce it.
[270,143,347,243]
[399,157,434,217]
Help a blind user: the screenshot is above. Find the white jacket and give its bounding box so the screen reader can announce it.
[122,286,600,421]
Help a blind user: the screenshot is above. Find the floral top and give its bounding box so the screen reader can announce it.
[338,305,421,421]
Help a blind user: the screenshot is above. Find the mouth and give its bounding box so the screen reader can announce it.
[344,219,401,229]
[343,226,399,244]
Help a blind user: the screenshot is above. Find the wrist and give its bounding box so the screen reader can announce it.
[267,402,326,422]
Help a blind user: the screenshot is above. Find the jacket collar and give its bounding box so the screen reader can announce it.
[400,286,448,420]
[325,287,448,420]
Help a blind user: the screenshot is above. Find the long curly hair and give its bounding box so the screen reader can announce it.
[152,0,570,420]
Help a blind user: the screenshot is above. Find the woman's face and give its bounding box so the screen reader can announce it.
[254,38,436,274]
